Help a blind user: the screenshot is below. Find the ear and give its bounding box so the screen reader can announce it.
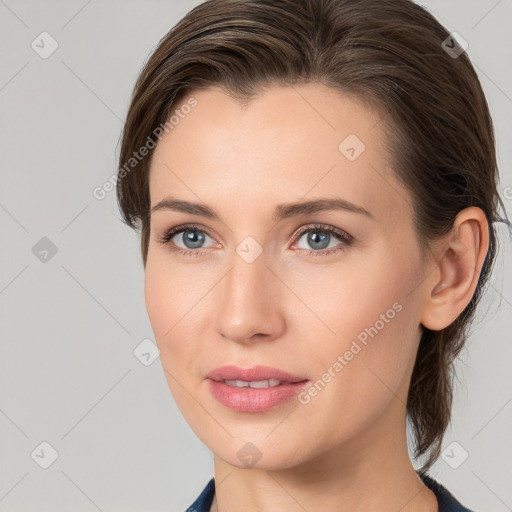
[420,207,490,331]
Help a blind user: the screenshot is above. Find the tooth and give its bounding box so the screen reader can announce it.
[222,379,282,388]
[224,379,249,387]
[248,380,268,388]
[249,379,281,388]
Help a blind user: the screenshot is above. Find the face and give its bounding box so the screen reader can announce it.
[145,83,428,471]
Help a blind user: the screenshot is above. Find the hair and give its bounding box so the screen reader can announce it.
[116,0,510,472]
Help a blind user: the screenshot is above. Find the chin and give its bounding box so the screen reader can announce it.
[210,437,308,471]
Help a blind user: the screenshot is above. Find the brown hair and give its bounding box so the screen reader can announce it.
[116,0,510,471]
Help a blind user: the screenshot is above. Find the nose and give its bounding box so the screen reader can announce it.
[214,250,286,345]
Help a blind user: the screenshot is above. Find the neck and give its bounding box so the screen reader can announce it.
[211,407,438,512]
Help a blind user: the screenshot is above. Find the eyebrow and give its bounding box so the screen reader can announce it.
[151,196,374,222]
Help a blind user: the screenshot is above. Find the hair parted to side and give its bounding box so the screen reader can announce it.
[116,0,510,472]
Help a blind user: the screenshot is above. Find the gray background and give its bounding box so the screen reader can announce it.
[1,0,511,510]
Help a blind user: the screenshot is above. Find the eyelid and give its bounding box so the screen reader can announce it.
[291,223,353,246]
[157,222,354,256]
[157,223,217,246]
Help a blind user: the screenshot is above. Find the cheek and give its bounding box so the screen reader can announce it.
[144,260,172,340]
[288,253,404,343]
[144,252,206,339]
[302,297,418,445]
[144,258,196,368]
[144,260,206,419]
[144,254,220,384]
[303,248,421,407]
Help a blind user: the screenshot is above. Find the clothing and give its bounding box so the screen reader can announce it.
[185,473,474,511]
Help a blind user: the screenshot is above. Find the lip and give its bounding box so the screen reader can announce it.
[206,365,309,413]
[206,365,308,383]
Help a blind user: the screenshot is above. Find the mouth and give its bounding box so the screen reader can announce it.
[206,364,308,383]
[206,365,309,412]
[220,378,301,388]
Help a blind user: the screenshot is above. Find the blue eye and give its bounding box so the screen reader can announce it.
[158,223,353,258]
[158,224,216,257]
[292,224,353,256]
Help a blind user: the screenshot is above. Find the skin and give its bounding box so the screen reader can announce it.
[145,83,489,512]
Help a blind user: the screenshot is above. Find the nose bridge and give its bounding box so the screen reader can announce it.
[227,247,273,313]
[215,245,283,342]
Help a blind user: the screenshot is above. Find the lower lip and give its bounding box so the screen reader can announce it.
[207,379,309,412]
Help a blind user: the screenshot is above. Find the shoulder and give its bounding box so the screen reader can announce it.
[185,477,215,512]
[419,473,475,512]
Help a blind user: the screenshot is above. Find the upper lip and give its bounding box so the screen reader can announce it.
[206,365,308,383]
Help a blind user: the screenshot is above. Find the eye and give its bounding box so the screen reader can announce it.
[157,223,216,258]
[291,223,353,257]
[157,222,354,258]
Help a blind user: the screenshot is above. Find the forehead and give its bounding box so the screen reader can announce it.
[148,84,411,227]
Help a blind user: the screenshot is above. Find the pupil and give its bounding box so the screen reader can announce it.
[309,231,329,250]
[184,230,205,249]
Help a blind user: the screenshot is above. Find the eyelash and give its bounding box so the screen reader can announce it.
[157,223,354,258]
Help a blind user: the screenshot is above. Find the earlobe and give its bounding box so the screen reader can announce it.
[420,207,489,331]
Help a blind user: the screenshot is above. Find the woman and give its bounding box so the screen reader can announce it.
[116,0,510,510]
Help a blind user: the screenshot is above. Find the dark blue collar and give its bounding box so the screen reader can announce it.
[186,473,474,511]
